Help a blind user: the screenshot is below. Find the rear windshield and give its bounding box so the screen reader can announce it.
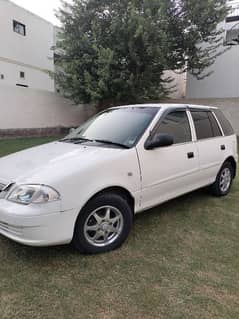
[213,109,234,136]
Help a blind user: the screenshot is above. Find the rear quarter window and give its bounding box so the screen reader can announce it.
[213,109,234,136]
[208,112,222,137]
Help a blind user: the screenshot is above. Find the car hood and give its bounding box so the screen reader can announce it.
[0,141,125,184]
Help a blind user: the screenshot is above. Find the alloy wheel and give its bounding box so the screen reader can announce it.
[83,206,124,247]
[219,167,232,193]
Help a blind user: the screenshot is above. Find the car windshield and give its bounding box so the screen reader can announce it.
[62,107,159,148]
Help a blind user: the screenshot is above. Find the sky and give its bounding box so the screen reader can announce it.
[10,0,64,25]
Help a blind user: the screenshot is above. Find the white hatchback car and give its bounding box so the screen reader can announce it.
[0,104,237,253]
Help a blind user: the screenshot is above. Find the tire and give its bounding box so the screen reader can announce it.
[210,161,233,196]
[72,192,133,254]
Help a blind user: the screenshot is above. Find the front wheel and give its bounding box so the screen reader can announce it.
[210,162,233,196]
[72,192,133,254]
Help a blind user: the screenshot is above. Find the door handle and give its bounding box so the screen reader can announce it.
[187,152,194,159]
[221,145,226,151]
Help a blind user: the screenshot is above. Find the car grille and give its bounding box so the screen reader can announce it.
[0,221,23,236]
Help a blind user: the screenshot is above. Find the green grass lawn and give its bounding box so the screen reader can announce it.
[0,137,239,319]
[0,137,58,157]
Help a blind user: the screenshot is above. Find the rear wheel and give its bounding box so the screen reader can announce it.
[210,162,233,196]
[72,192,133,254]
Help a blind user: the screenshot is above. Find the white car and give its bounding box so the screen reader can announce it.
[0,104,237,253]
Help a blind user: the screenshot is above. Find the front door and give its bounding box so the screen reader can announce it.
[137,109,200,211]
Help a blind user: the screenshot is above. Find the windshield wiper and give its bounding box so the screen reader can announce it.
[94,139,130,149]
[60,137,93,143]
[60,137,130,149]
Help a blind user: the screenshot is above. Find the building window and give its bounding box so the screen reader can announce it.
[224,27,239,45]
[227,1,239,21]
[20,71,25,79]
[0,74,4,80]
[13,20,26,36]
[16,84,29,88]
[226,15,239,23]
[225,1,239,45]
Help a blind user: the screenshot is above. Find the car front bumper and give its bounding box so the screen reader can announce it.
[0,199,79,246]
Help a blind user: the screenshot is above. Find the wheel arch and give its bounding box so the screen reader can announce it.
[87,186,135,214]
[224,156,237,178]
[72,186,135,253]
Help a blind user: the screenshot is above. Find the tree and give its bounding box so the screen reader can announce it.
[55,0,228,107]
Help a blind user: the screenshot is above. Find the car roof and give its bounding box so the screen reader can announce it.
[115,103,217,110]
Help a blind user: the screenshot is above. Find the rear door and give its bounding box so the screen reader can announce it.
[190,109,225,186]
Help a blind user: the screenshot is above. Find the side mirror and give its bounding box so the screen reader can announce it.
[145,133,174,150]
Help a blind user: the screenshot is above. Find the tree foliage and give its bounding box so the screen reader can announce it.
[55,0,228,106]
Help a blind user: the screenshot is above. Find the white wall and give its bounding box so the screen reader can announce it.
[187,1,239,99]
[186,44,239,99]
[0,59,54,92]
[0,0,55,92]
[0,85,95,130]
[164,70,186,99]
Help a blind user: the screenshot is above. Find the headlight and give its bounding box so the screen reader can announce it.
[7,184,60,205]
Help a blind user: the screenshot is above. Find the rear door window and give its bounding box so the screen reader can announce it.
[191,111,213,140]
[191,111,222,140]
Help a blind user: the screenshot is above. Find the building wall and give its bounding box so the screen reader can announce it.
[2,87,239,137]
[186,44,239,99]
[187,0,239,99]
[0,85,95,131]
[0,0,55,92]
[0,59,54,92]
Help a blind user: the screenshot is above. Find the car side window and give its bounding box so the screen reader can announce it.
[155,111,192,144]
[191,111,222,140]
[213,109,234,136]
[208,112,222,137]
